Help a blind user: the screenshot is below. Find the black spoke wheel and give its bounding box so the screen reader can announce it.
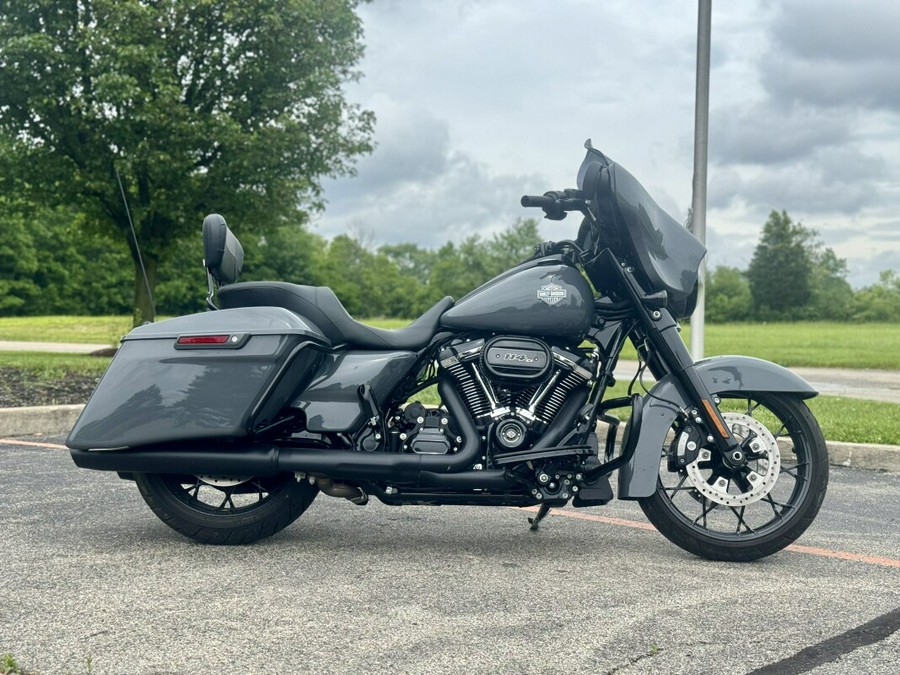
[639,393,828,561]
[134,472,318,545]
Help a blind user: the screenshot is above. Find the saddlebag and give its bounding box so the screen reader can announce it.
[66,307,330,450]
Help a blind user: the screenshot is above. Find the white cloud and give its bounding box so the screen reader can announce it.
[711,104,853,166]
[315,0,900,287]
[316,95,545,247]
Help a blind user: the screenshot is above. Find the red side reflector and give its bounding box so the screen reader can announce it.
[177,335,231,345]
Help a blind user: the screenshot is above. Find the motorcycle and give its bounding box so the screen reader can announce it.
[67,140,829,561]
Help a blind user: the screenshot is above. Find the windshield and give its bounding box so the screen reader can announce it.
[577,141,707,318]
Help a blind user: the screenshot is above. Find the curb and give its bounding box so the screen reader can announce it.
[1,404,898,474]
[0,404,84,438]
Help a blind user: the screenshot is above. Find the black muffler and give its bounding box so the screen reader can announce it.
[70,443,281,475]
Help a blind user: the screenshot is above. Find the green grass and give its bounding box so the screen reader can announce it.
[1,651,92,675]
[1,652,31,675]
[2,316,899,444]
[615,322,900,370]
[676,322,900,370]
[0,315,133,345]
[0,352,112,378]
[1,317,897,369]
[807,396,900,445]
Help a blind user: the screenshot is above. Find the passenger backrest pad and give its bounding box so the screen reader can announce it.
[202,213,244,286]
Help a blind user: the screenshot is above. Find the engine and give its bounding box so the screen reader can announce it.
[438,336,595,458]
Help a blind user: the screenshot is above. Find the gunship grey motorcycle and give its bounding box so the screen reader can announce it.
[68,140,828,561]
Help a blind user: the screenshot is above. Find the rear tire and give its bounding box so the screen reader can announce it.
[639,393,828,562]
[135,472,318,545]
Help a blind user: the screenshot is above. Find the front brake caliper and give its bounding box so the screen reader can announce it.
[668,423,703,471]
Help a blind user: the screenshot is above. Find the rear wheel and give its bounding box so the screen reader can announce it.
[639,393,828,561]
[134,472,318,545]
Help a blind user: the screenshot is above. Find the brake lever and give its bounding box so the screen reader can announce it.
[557,198,589,212]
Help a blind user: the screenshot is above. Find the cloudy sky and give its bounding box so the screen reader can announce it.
[314,0,900,287]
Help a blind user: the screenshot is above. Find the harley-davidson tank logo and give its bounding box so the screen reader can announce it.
[537,282,567,306]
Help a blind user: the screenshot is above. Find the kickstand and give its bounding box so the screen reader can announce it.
[528,503,551,531]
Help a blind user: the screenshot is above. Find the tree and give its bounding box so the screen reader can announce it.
[0,0,373,325]
[427,239,486,304]
[427,218,542,303]
[809,247,854,320]
[747,210,855,321]
[705,266,752,323]
[380,242,439,286]
[0,200,133,316]
[483,218,543,272]
[852,270,900,322]
[747,211,815,320]
[315,234,424,318]
[242,226,325,288]
[0,201,39,314]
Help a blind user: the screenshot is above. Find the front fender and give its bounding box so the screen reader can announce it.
[617,355,817,499]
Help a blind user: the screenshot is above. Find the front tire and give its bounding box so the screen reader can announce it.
[135,472,318,545]
[639,393,828,562]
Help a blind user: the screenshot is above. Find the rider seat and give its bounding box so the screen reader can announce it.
[203,213,453,350]
[218,282,453,350]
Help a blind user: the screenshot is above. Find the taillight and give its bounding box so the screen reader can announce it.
[174,333,248,349]
[176,335,231,345]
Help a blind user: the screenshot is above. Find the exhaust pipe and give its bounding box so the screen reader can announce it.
[70,443,282,475]
[314,476,368,505]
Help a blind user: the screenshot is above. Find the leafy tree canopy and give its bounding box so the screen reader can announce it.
[852,270,900,322]
[0,199,133,316]
[0,0,373,324]
[744,209,857,321]
[746,210,815,318]
[705,266,751,323]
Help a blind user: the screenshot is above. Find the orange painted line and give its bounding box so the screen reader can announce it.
[784,543,900,569]
[520,506,900,569]
[0,438,68,449]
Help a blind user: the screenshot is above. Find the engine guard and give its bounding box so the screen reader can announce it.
[616,355,817,499]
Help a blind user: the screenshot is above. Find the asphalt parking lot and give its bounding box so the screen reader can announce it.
[1,436,898,675]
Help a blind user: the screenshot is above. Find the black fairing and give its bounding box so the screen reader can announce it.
[577,141,707,318]
[439,259,593,338]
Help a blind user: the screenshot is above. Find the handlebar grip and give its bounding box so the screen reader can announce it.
[521,194,556,209]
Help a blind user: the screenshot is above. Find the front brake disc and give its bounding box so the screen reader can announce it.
[684,412,781,507]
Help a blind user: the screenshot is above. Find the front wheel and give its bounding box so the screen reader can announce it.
[639,393,828,562]
[134,472,318,545]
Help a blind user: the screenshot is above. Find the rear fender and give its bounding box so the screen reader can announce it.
[617,356,817,499]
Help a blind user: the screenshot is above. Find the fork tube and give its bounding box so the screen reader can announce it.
[615,264,744,467]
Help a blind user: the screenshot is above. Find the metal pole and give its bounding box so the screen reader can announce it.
[690,0,711,360]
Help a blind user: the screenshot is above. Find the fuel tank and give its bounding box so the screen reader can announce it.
[439,260,593,338]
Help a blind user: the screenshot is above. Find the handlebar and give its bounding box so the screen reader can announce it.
[520,190,586,220]
[520,194,557,209]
